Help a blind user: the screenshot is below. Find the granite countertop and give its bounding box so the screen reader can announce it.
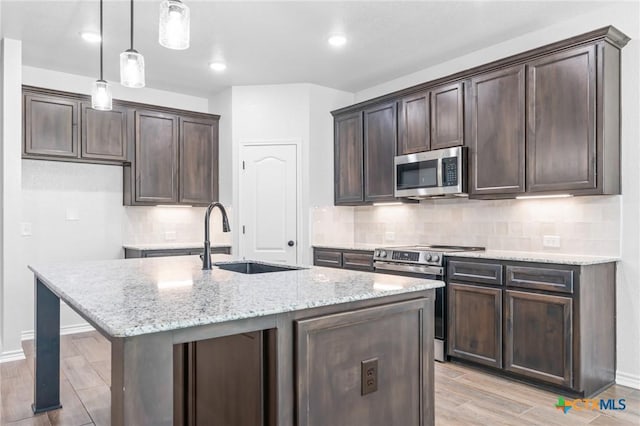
[449,250,619,266]
[312,243,380,251]
[123,242,231,250]
[29,255,443,338]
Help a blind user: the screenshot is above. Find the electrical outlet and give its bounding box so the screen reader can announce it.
[361,358,378,395]
[385,231,395,242]
[20,222,32,236]
[65,208,80,221]
[543,235,561,248]
[164,231,177,241]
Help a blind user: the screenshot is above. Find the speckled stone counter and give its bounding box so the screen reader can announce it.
[123,242,231,251]
[29,255,443,338]
[312,243,379,251]
[450,250,619,265]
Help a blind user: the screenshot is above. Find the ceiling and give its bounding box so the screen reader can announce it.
[1,1,614,98]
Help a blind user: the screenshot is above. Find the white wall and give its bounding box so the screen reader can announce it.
[208,88,233,206]
[352,4,640,388]
[227,83,352,264]
[0,61,212,359]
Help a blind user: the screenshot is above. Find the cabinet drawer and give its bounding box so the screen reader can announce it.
[506,265,574,294]
[313,249,343,268]
[448,260,503,286]
[342,251,374,271]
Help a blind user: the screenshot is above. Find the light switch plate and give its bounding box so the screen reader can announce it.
[20,222,32,236]
[66,208,80,221]
[543,235,561,248]
[385,231,395,242]
[164,231,177,241]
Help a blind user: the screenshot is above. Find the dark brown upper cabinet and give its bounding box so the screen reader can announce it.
[81,102,128,162]
[364,101,397,202]
[333,110,364,205]
[430,82,464,150]
[24,91,79,158]
[527,45,597,193]
[398,91,430,155]
[469,65,526,197]
[132,110,180,204]
[179,117,219,204]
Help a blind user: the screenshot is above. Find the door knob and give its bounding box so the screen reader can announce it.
[288,240,295,247]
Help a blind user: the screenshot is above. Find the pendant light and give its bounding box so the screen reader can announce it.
[158,0,190,50]
[120,0,145,88]
[91,0,112,110]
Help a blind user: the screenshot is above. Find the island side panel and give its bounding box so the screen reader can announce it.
[32,278,62,413]
[111,333,175,426]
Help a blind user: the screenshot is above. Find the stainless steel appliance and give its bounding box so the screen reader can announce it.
[394,146,467,199]
[373,245,484,362]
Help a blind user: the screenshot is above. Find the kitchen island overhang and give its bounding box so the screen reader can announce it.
[29,255,444,425]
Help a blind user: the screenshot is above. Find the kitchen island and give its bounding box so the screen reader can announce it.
[29,255,443,425]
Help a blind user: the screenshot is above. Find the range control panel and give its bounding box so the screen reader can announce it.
[373,249,443,266]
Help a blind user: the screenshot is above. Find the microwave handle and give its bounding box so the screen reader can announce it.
[436,156,443,188]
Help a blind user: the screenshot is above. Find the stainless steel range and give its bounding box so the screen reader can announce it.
[373,245,484,362]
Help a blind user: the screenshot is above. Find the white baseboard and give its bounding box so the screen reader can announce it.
[616,370,640,389]
[20,323,95,342]
[0,349,26,363]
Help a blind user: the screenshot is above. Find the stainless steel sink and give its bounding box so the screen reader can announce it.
[215,261,304,274]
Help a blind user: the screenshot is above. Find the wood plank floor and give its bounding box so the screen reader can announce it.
[0,331,638,425]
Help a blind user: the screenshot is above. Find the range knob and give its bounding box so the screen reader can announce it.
[374,250,379,257]
[379,250,387,258]
[432,255,440,262]
[425,254,432,261]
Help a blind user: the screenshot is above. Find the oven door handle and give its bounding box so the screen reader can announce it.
[374,261,444,277]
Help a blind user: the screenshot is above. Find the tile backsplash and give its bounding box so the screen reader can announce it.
[312,196,621,256]
[124,206,233,245]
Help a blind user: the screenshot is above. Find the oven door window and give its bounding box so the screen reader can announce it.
[396,159,439,190]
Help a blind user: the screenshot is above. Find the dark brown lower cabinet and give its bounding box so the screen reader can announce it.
[447,283,502,368]
[174,331,273,426]
[505,290,573,387]
[296,299,432,426]
[312,247,374,271]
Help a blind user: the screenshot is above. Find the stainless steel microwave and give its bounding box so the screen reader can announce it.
[394,146,467,199]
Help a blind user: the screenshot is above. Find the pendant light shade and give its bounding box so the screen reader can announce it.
[92,80,112,110]
[120,0,145,88]
[159,0,190,50]
[91,0,112,110]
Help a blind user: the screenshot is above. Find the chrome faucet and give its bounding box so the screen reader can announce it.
[202,202,231,270]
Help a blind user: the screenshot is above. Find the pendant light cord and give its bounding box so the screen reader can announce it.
[99,0,104,80]
[130,0,134,50]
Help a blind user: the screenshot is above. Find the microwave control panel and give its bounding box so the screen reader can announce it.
[442,157,458,186]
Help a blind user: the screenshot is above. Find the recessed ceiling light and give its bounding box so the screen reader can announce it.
[80,32,101,43]
[209,62,227,72]
[328,35,347,47]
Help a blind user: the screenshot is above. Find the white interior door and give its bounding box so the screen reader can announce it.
[240,143,298,264]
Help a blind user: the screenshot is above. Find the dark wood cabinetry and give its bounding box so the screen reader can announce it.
[398,91,430,154]
[296,299,432,426]
[469,66,525,196]
[179,117,219,204]
[334,111,364,205]
[504,290,573,387]
[81,102,127,161]
[24,91,79,158]
[364,102,397,202]
[526,45,597,193]
[447,258,615,397]
[123,245,231,258]
[313,247,373,271]
[430,82,464,150]
[448,283,502,368]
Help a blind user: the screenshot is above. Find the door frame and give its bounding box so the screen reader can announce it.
[237,139,303,265]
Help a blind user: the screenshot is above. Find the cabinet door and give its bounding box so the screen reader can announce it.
[24,93,79,157]
[399,91,430,154]
[448,283,502,368]
[179,116,219,204]
[364,102,397,202]
[334,111,364,205]
[135,110,179,203]
[313,249,343,268]
[296,299,433,426]
[470,66,525,196]
[505,290,573,387]
[342,251,374,271]
[527,45,596,192]
[430,82,464,150]
[81,102,128,161]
